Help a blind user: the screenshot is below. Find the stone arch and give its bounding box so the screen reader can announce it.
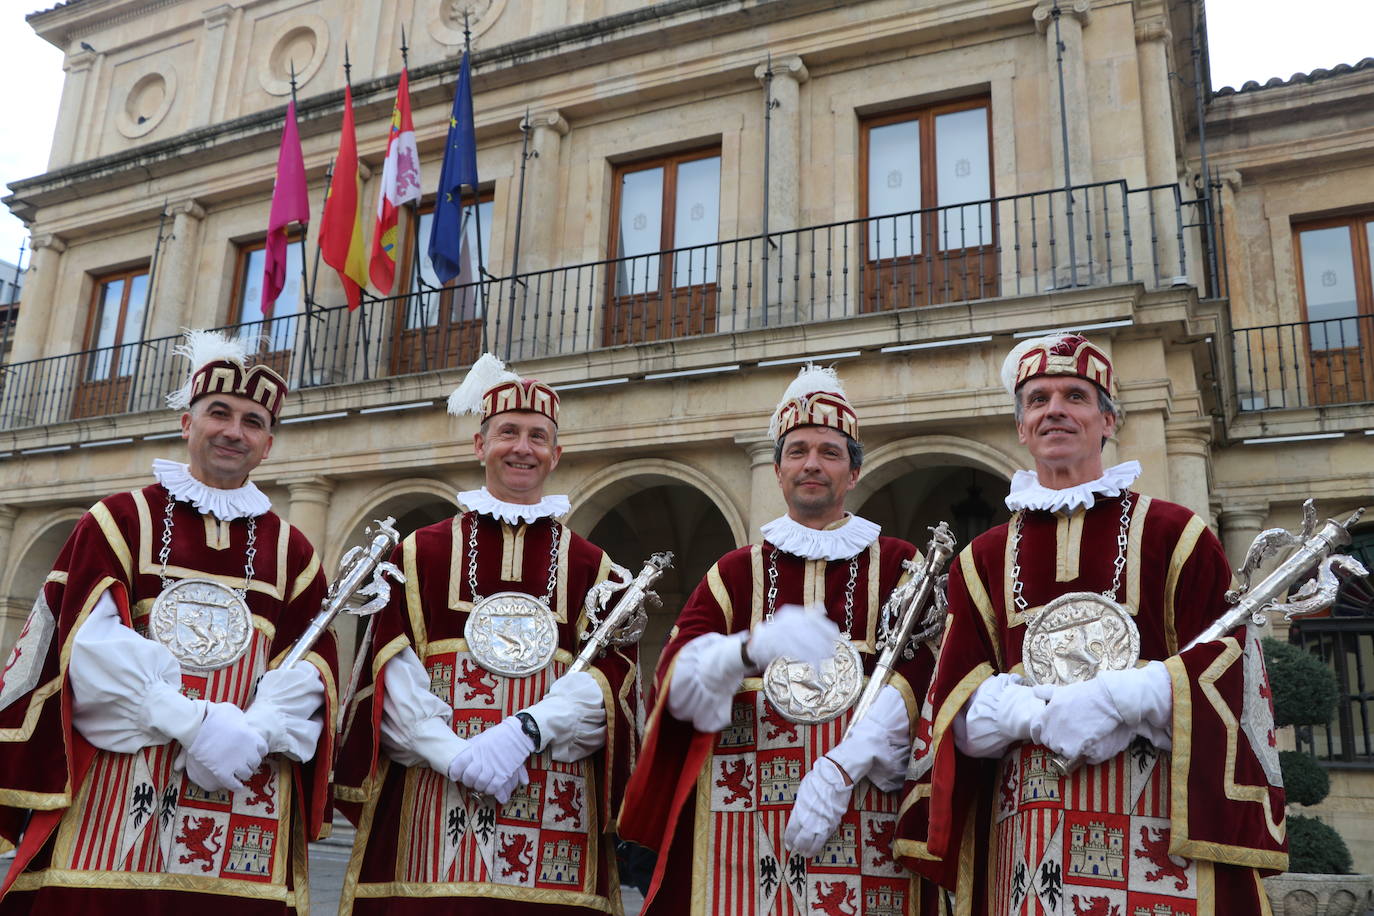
[854,435,1020,548]
[331,478,460,569]
[567,459,747,548]
[1,507,87,648]
[567,459,744,678]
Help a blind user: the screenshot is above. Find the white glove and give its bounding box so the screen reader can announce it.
[184,702,269,793]
[824,685,910,791]
[447,716,535,798]
[523,671,607,762]
[486,763,529,806]
[784,757,851,858]
[244,665,325,761]
[747,604,842,672]
[953,673,1049,759]
[1033,661,1173,764]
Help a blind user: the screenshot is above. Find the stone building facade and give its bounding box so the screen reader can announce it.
[3,0,1372,871]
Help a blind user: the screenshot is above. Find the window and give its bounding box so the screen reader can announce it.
[389,195,493,376]
[860,99,994,310]
[605,148,721,345]
[232,234,304,358]
[1294,214,1374,405]
[71,266,150,419]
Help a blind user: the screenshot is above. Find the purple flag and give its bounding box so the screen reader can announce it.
[261,99,309,315]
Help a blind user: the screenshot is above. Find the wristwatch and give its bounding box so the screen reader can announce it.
[514,711,542,751]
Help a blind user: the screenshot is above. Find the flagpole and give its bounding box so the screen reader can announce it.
[463,14,490,355]
[761,52,774,325]
[394,28,434,373]
[125,200,168,412]
[506,107,532,361]
[288,61,317,390]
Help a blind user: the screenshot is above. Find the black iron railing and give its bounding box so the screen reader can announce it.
[1232,317,1374,411]
[1290,619,1374,768]
[0,180,1211,431]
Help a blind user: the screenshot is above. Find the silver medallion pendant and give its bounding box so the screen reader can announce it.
[148,578,255,671]
[761,637,864,724]
[464,591,559,677]
[1022,591,1141,686]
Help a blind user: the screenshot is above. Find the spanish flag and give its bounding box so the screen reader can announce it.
[320,83,368,309]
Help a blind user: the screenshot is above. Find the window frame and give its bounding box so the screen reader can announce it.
[1291,212,1374,404]
[81,264,151,381]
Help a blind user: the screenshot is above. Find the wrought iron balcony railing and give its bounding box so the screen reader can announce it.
[1232,317,1374,411]
[0,180,1212,432]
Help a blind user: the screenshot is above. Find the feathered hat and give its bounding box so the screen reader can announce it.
[768,364,859,443]
[448,353,559,425]
[165,329,288,421]
[1000,331,1115,400]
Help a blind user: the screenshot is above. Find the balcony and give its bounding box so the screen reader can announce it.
[0,180,1209,432]
[1233,318,1374,412]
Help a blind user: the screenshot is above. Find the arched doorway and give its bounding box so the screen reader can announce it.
[857,465,1011,550]
[2,513,82,650]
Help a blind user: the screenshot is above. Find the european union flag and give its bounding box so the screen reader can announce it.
[429,50,479,284]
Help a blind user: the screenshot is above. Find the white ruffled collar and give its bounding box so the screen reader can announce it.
[152,459,272,521]
[457,487,570,525]
[1005,460,1142,514]
[761,513,881,561]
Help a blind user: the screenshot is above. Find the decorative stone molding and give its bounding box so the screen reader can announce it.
[203,3,234,29]
[1134,18,1170,44]
[1033,0,1091,32]
[168,199,206,222]
[754,55,809,87]
[429,0,508,47]
[28,234,67,255]
[526,111,570,137]
[64,48,97,74]
[736,434,777,468]
[258,14,330,96]
[117,66,178,139]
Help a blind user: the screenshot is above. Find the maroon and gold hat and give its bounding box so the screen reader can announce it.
[1001,332,1115,399]
[166,329,289,422]
[449,353,559,425]
[768,365,859,442]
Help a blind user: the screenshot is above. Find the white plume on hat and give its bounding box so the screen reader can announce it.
[768,363,846,442]
[999,330,1074,397]
[165,328,252,411]
[448,352,519,417]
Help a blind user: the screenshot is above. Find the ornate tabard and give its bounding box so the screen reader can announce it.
[148,579,255,671]
[1022,592,1141,687]
[761,637,864,724]
[464,592,560,678]
[697,681,910,916]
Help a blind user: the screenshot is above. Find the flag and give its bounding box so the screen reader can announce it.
[262,99,309,315]
[428,50,480,285]
[320,83,368,310]
[369,68,421,294]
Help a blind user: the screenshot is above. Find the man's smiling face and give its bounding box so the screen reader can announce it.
[1015,376,1116,485]
[473,411,562,504]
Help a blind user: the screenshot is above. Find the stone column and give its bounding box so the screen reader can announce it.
[1164,421,1212,521]
[520,111,570,273]
[737,434,784,544]
[284,477,335,556]
[1034,0,1093,285]
[1135,18,1183,283]
[47,49,97,170]
[0,506,20,648]
[9,234,67,366]
[149,200,208,336]
[194,5,236,128]
[753,56,808,318]
[1218,503,1268,572]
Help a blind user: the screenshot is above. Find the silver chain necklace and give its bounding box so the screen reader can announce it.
[466,514,560,604]
[1009,490,1133,613]
[765,547,858,636]
[158,494,257,595]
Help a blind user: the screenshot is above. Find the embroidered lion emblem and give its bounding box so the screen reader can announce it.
[812,880,856,916]
[176,815,223,872]
[498,833,535,881]
[1071,895,1120,916]
[866,818,894,868]
[549,777,582,828]
[761,703,799,742]
[458,658,498,704]
[1134,825,1190,891]
[242,765,275,813]
[715,759,754,806]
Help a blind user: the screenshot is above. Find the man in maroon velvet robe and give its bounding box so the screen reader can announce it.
[894,333,1287,915]
[620,365,943,916]
[334,354,638,915]
[0,332,338,914]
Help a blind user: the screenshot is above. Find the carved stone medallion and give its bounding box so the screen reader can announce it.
[148,578,254,671]
[464,591,559,677]
[761,637,864,725]
[1022,591,1141,686]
